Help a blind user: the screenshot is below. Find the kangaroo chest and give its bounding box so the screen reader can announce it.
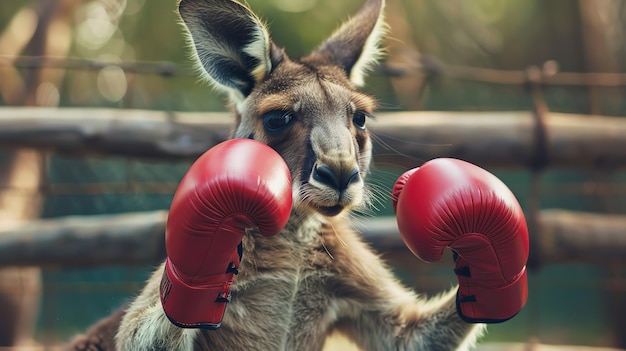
[202,227,340,351]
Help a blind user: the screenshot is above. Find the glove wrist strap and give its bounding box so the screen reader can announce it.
[456,266,528,323]
[160,257,238,329]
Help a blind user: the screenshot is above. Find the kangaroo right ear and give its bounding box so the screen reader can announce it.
[310,0,386,87]
[178,0,283,100]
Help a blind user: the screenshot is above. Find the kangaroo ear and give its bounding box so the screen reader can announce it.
[310,0,386,86]
[178,0,283,100]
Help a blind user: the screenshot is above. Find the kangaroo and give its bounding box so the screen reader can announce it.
[67,0,485,350]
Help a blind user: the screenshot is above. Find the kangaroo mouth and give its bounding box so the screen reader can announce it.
[315,204,344,217]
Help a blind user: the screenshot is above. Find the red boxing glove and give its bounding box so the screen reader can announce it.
[160,139,292,329]
[392,158,529,323]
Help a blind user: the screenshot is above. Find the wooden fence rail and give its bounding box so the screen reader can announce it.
[1,107,625,169]
[0,210,624,269]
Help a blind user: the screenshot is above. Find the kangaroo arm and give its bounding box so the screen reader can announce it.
[115,262,199,351]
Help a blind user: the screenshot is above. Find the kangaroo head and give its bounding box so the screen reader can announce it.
[179,0,385,217]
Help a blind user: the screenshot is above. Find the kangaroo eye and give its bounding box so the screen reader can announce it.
[263,111,294,133]
[352,111,367,130]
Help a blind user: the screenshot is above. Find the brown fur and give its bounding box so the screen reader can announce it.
[67,1,486,350]
[65,308,124,351]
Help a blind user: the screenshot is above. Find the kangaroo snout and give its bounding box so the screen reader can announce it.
[312,165,360,192]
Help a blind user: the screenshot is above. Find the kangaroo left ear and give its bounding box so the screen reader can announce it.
[178,0,284,101]
[309,0,386,86]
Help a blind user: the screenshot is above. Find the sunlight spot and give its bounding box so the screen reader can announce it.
[76,1,116,51]
[0,7,38,55]
[271,0,318,13]
[35,82,60,107]
[97,65,127,102]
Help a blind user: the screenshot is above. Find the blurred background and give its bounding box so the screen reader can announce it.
[0,0,625,350]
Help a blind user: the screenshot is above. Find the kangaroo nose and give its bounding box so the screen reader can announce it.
[313,165,360,191]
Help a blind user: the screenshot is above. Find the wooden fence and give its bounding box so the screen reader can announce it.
[0,107,624,269]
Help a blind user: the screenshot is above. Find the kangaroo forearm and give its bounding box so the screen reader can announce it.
[115,265,198,351]
[338,289,484,351]
[402,290,485,351]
